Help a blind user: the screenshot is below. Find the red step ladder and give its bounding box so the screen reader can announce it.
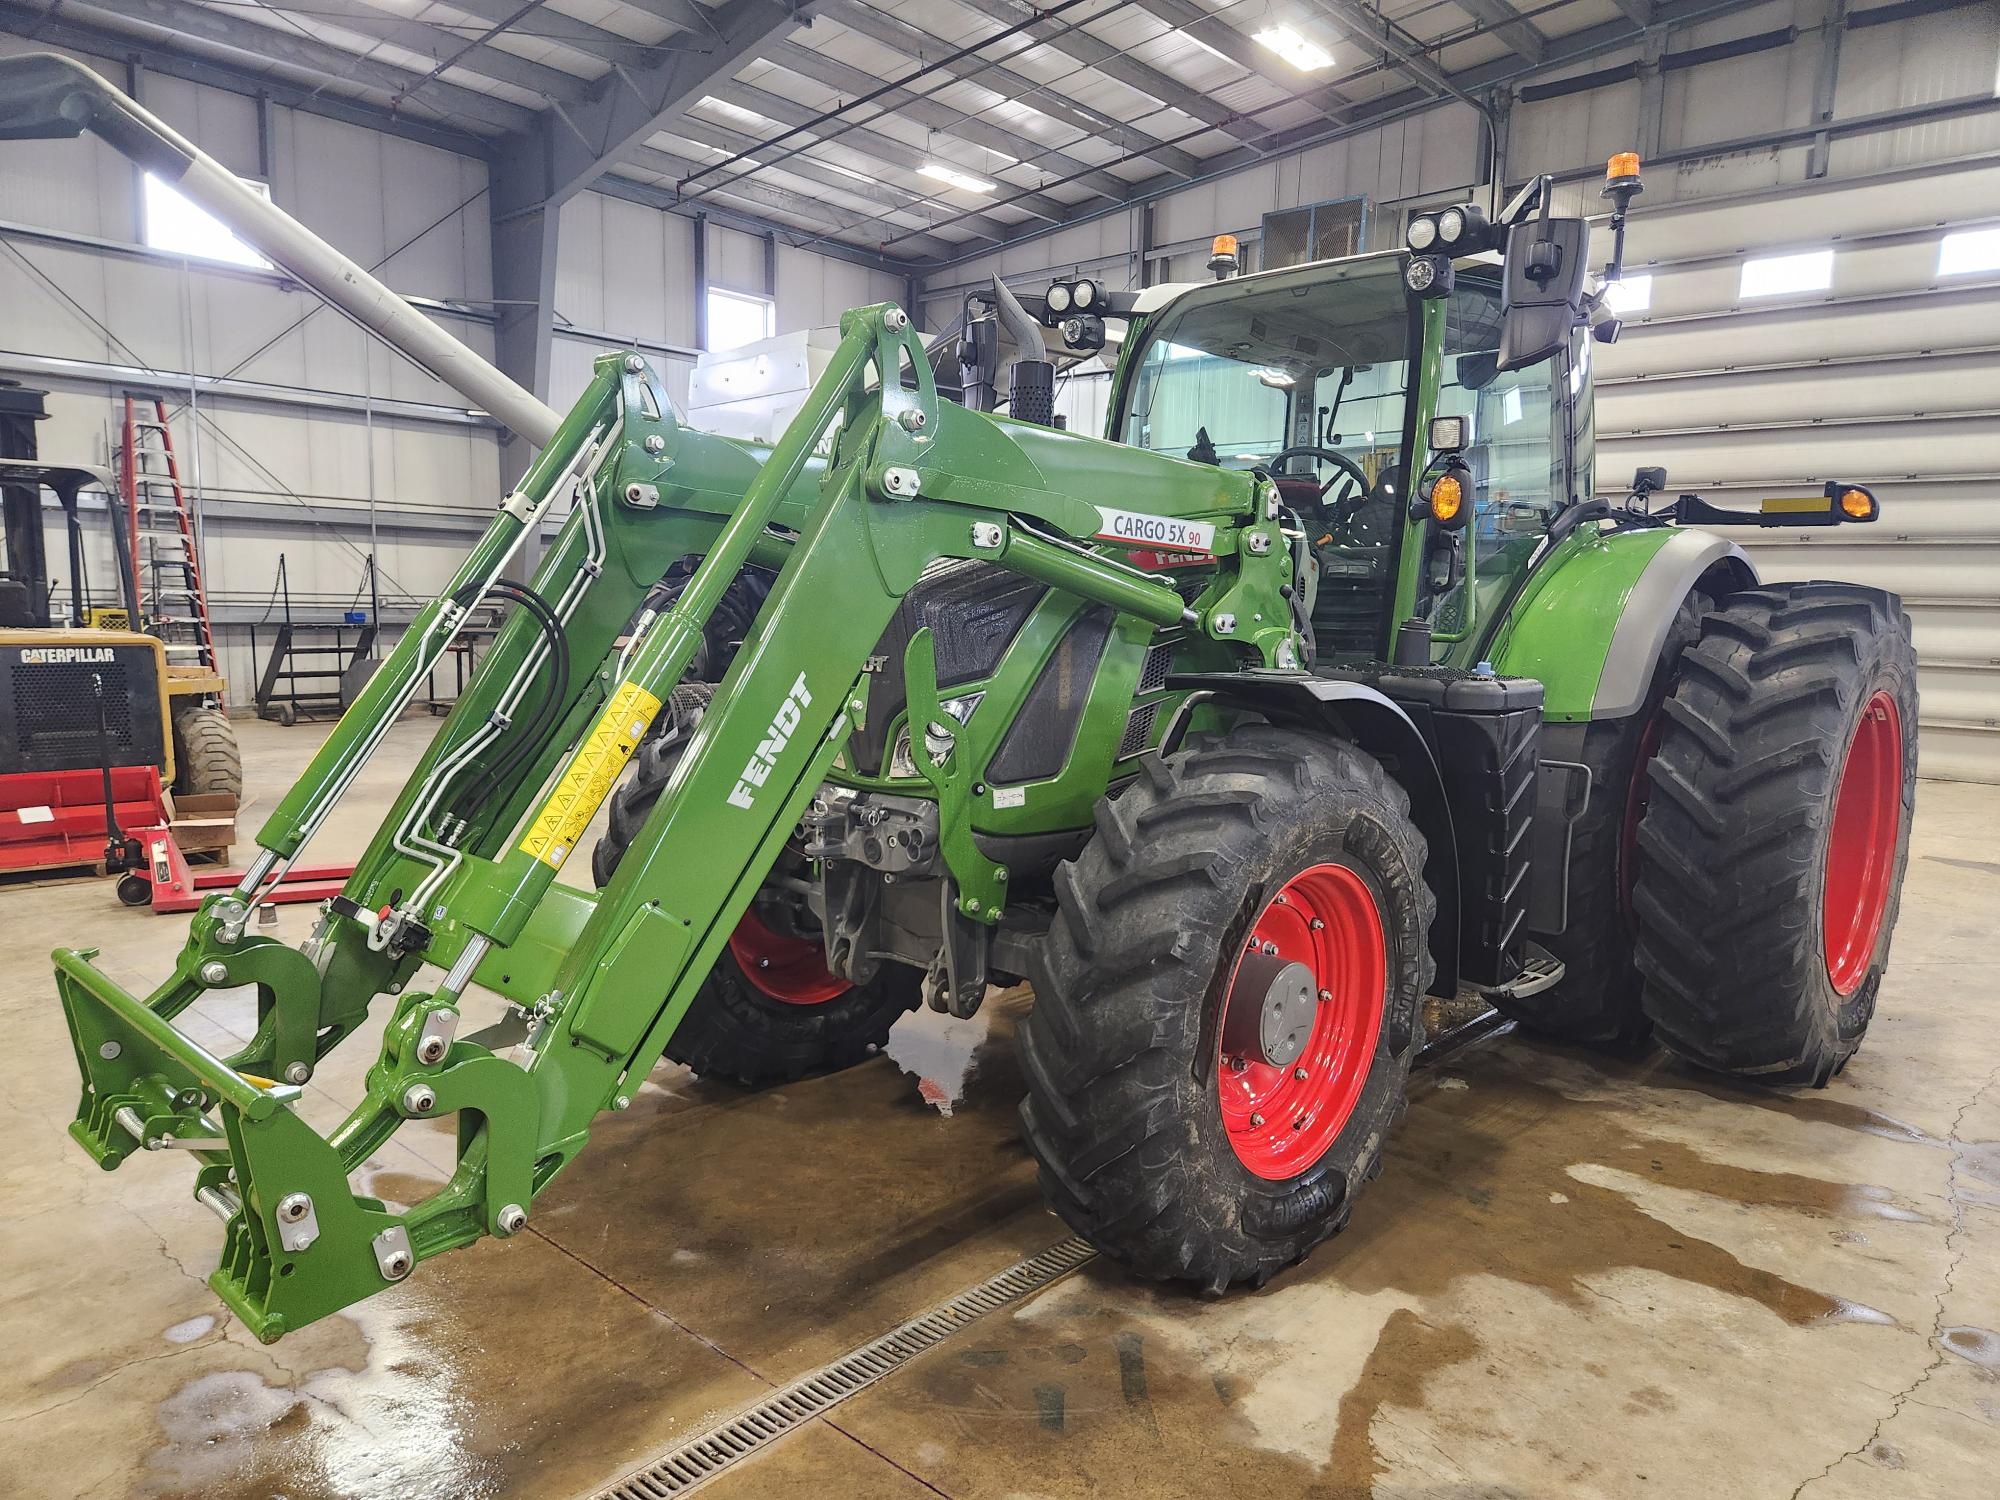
[119,395,216,670]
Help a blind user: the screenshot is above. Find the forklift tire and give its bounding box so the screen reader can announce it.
[1633,583,1918,1085]
[1496,593,1704,1045]
[592,683,920,1087]
[171,705,243,801]
[1019,725,1434,1292]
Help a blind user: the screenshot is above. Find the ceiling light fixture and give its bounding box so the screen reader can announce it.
[920,162,996,194]
[1253,26,1334,72]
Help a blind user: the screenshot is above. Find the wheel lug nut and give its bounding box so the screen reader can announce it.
[1262,941,1278,955]
[1317,988,1332,1002]
[1249,1112,1265,1127]
[1293,1067,1308,1080]
[1309,919,1325,931]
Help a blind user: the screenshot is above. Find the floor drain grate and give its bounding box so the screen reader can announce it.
[592,1236,1097,1498]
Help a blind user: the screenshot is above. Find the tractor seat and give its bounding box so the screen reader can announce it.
[1271,475,1323,517]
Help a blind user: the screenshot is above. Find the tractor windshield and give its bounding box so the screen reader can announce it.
[1119,257,1411,477]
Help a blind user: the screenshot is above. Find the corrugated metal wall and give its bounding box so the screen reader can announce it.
[549,197,903,417]
[1592,157,2000,782]
[552,193,703,414]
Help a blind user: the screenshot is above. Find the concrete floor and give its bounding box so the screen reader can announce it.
[2,714,1996,1499]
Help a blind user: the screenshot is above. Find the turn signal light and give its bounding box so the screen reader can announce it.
[1839,487,1877,520]
[1429,472,1464,525]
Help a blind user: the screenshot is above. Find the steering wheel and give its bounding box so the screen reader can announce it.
[1266,444,1375,540]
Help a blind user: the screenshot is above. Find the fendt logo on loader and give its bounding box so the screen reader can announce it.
[728,671,814,810]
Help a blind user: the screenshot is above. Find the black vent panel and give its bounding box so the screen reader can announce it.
[988,608,1113,785]
[1117,702,1159,760]
[1,643,165,775]
[848,561,1048,776]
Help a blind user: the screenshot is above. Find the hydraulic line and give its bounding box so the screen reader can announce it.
[385,435,615,928]
[448,580,570,826]
[243,411,618,917]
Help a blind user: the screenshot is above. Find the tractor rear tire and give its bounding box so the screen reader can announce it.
[1496,593,1704,1045]
[171,705,243,801]
[592,683,920,1087]
[1633,583,1917,1085]
[1019,725,1434,1292]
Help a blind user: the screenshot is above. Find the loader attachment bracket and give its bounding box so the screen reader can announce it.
[901,624,1007,923]
[55,943,547,1342]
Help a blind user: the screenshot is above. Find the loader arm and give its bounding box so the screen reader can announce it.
[52,304,1296,1341]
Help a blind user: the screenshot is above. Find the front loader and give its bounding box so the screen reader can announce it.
[16,56,1918,1338]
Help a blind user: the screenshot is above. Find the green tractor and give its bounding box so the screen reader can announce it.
[41,89,1914,1336]
[589,157,1918,1289]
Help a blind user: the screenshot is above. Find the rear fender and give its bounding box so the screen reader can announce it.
[1166,672,1458,997]
[1492,527,1755,721]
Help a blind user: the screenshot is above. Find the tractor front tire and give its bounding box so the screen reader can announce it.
[592,683,919,1087]
[1633,583,1918,1084]
[171,705,243,800]
[1019,725,1434,1292]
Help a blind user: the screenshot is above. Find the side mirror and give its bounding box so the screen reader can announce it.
[1498,216,1589,372]
[1632,466,1667,496]
[1456,349,1499,392]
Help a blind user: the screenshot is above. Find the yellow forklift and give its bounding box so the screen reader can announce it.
[0,384,239,880]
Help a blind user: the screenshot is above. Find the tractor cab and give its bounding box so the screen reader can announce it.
[994,167,1631,674]
[1100,251,1594,664]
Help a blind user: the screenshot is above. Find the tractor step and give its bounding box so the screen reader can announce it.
[1480,941,1565,1002]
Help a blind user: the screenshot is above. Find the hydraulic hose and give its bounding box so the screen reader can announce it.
[449,579,569,825]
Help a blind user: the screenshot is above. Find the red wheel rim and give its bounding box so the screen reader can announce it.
[727,909,852,1005]
[1217,864,1386,1181]
[1823,691,1902,996]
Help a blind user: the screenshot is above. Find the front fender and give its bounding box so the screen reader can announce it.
[1167,672,1458,997]
[1492,527,1756,722]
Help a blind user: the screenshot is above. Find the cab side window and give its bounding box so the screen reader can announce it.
[1439,281,1563,556]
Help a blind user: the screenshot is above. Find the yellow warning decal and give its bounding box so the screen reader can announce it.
[1759,495,1833,514]
[518,680,663,869]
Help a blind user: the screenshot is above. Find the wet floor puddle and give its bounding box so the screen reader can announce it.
[849,1031,1956,1495]
[145,1295,504,1500]
[141,1007,1961,1498]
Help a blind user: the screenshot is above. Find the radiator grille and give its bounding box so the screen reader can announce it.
[1137,640,1175,694]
